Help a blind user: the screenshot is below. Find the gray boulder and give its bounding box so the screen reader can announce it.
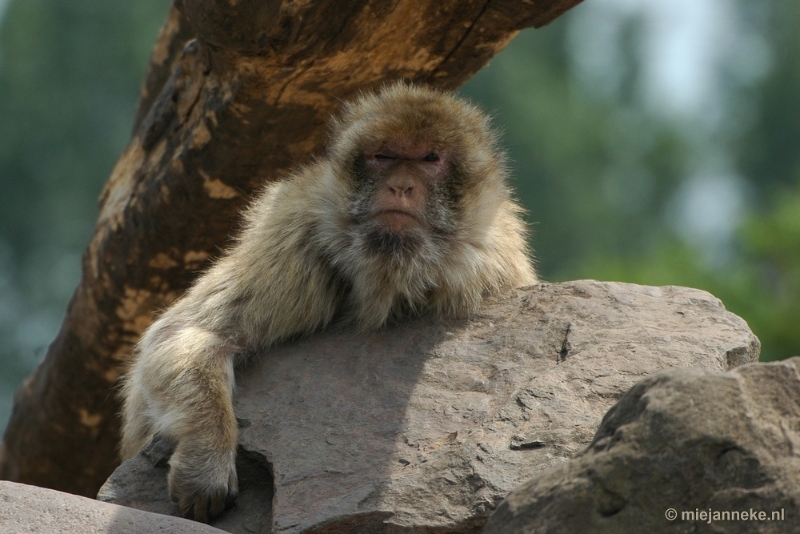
[99,280,759,533]
[0,480,226,533]
[484,357,800,534]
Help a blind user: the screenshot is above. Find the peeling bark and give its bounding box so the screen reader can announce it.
[0,0,583,497]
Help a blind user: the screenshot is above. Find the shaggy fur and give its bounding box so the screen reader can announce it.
[121,82,537,521]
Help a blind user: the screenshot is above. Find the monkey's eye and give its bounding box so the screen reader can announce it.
[422,153,439,162]
[374,154,396,160]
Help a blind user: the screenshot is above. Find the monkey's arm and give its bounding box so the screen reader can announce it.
[121,168,344,520]
[121,312,240,521]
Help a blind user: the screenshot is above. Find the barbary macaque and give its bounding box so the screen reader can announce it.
[121,82,537,521]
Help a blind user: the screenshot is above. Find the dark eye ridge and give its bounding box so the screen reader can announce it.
[374,154,396,160]
[422,153,439,162]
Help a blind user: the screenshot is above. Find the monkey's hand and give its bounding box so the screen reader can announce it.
[168,440,239,523]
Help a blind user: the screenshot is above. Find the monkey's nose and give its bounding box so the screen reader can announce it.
[387,178,415,197]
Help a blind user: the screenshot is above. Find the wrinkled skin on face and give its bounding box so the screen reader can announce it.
[348,142,462,259]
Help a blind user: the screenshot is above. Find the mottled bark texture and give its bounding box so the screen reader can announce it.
[0,0,583,497]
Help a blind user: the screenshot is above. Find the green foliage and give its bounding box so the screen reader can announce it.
[736,2,800,196]
[0,0,167,258]
[575,184,800,361]
[0,0,169,429]
[739,187,800,359]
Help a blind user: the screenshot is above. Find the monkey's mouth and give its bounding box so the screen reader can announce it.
[372,209,423,229]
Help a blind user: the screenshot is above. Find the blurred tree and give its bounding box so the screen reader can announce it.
[0,0,170,434]
[741,187,800,359]
[737,1,800,197]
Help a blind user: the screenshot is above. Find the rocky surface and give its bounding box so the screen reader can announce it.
[484,357,800,534]
[98,280,760,533]
[0,480,226,533]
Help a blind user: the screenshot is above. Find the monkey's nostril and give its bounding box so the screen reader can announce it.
[388,183,413,196]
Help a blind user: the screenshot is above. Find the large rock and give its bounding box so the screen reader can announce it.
[99,281,760,533]
[483,357,800,534]
[0,480,226,533]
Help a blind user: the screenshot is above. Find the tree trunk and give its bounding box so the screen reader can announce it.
[0,0,583,497]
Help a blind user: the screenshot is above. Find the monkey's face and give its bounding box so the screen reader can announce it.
[348,141,460,259]
[327,83,507,271]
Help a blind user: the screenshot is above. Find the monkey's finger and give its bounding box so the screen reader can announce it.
[170,462,238,522]
[177,483,236,523]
